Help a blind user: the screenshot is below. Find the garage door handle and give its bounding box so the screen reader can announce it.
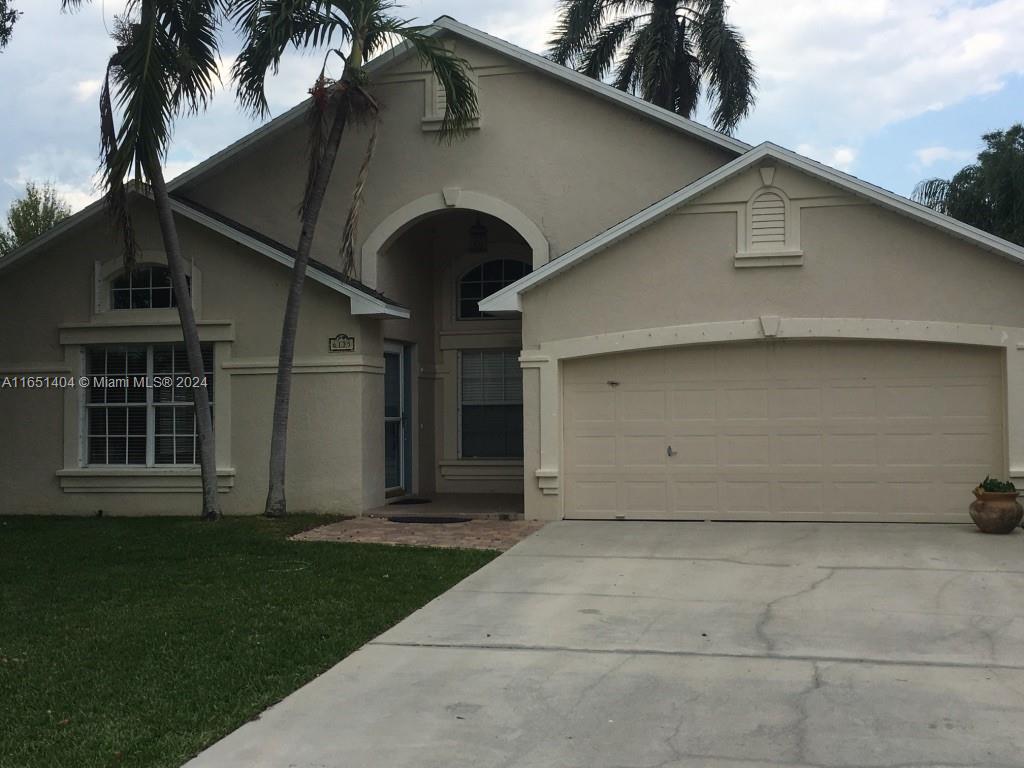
[667,446,677,457]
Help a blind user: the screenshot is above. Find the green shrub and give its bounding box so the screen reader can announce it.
[979,475,1017,493]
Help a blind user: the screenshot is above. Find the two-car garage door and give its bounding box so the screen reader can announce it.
[563,340,1004,522]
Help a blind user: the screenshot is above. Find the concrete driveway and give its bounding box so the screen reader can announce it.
[185,522,1024,768]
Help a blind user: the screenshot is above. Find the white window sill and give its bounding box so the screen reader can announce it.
[421,117,481,133]
[440,459,523,481]
[734,249,804,268]
[57,467,236,494]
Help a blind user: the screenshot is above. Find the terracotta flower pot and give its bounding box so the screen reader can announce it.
[969,489,1023,534]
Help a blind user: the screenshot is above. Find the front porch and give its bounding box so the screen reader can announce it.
[370,204,537,509]
[367,492,524,520]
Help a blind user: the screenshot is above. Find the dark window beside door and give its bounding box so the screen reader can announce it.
[460,350,523,458]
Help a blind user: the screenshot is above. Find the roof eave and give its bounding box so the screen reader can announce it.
[168,199,409,319]
[480,142,1024,312]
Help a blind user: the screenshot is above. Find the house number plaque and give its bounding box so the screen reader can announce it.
[328,334,356,353]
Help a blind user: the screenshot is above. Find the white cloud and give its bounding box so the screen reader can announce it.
[914,146,975,168]
[796,143,858,171]
[73,80,102,103]
[730,0,1024,143]
[481,1,559,52]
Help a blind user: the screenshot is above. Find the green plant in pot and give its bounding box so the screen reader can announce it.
[970,476,1023,534]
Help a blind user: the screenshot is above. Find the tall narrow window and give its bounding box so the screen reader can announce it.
[110,265,187,309]
[460,350,523,459]
[458,259,531,319]
[85,343,213,466]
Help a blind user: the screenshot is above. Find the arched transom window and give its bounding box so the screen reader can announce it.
[458,259,531,319]
[111,264,187,310]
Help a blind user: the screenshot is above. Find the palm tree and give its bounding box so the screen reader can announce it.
[548,0,755,133]
[913,124,1024,247]
[63,0,224,520]
[229,1,479,517]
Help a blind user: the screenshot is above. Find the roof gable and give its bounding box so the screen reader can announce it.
[480,142,1024,313]
[166,16,747,195]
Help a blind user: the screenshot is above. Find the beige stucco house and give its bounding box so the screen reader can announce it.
[4,17,1024,522]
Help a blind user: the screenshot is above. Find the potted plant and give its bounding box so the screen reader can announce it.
[969,476,1023,534]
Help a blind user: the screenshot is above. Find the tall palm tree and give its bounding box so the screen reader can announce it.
[63,0,224,520]
[230,1,479,517]
[549,0,755,133]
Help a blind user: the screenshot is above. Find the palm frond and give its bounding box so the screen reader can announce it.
[165,0,222,115]
[694,0,755,132]
[340,113,380,277]
[671,16,701,117]
[638,3,678,109]
[548,0,606,66]
[911,178,952,214]
[580,14,638,80]
[391,24,479,144]
[99,59,139,266]
[612,28,644,92]
[230,0,352,117]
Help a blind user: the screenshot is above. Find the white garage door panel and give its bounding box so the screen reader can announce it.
[563,341,1004,522]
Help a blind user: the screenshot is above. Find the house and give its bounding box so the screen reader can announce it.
[3,16,1024,522]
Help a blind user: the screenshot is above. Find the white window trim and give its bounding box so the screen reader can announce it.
[736,183,804,268]
[94,251,202,319]
[56,324,234,493]
[81,342,214,468]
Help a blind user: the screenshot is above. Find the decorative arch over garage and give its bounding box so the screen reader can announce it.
[360,189,550,289]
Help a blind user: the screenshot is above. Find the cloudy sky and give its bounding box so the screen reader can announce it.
[1,0,1022,214]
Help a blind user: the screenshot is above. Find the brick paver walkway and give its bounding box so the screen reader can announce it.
[292,518,546,551]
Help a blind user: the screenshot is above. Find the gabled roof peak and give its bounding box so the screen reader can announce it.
[479,141,1024,313]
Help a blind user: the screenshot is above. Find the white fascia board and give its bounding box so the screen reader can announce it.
[481,142,1024,313]
[169,200,409,319]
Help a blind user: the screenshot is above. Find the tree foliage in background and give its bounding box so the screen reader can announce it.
[548,0,755,133]
[63,0,227,520]
[0,182,71,256]
[230,0,480,517]
[913,124,1024,247]
[0,0,18,49]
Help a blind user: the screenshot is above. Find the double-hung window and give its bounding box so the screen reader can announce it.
[459,350,523,459]
[85,344,214,466]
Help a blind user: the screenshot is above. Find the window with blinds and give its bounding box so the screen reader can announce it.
[460,350,523,459]
[85,344,214,466]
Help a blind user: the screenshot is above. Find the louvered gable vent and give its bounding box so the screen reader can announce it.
[750,191,786,250]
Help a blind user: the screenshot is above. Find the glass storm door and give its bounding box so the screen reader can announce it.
[384,343,410,493]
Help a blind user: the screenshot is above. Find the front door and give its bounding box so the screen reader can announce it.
[384,342,411,494]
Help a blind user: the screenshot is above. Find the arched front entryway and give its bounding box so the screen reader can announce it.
[369,198,541,505]
[360,190,549,289]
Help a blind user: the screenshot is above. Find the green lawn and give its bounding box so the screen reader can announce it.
[0,516,498,768]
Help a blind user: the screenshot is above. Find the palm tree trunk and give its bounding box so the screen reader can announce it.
[149,166,220,520]
[264,93,351,517]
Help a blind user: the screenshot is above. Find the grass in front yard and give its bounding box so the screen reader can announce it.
[0,516,498,768]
